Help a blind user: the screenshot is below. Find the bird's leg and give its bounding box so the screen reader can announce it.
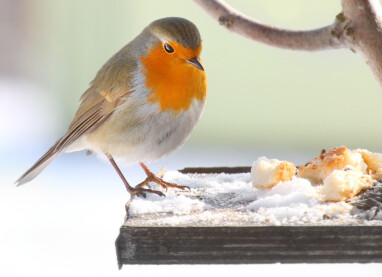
[136,162,190,191]
[107,155,165,198]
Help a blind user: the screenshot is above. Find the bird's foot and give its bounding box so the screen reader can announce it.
[130,186,165,198]
[136,172,190,192]
[136,162,190,192]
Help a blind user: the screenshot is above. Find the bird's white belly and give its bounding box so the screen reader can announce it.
[81,95,205,165]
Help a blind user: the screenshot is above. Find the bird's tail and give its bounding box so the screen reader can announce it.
[15,140,64,186]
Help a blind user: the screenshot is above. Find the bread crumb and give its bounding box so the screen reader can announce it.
[373,168,382,181]
[321,169,372,202]
[251,157,296,189]
[355,149,382,178]
[297,146,367,185]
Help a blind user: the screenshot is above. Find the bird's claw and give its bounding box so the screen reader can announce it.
[131,187,166,198]
[137,172,190,192]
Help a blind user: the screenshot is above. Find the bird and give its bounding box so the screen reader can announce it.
[16,17,207,198]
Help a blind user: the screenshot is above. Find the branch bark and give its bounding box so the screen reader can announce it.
[341,0,382,86]
[194,0,344,51]
[194,0,382,87]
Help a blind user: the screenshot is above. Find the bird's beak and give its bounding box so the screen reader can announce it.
[186,57,204,71]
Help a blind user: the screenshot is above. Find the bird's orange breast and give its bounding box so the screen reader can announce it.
[140,42,207,113]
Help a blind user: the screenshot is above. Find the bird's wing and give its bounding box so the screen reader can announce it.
[55,56,136,151]
[16,57,136,185]
[16,46,140,186]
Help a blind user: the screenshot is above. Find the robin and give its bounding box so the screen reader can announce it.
[16,17,207,197]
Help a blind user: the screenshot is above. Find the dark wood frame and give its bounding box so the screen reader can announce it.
[116,225,382,267]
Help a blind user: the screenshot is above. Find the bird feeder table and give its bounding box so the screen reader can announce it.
[115,167,382,267]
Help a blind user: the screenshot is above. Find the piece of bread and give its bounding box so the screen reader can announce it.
[355,149,382,178]
[373,168,382,181]
[297,146,367,185]
[321,168,373,202]
[251,157,296,189]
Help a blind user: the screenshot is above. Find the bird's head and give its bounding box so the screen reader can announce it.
[138,17,207,112]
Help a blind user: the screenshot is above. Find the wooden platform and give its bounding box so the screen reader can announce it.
[115,167,382,267]
[116,225,382,267]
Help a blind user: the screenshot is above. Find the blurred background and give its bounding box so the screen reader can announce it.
[4,0,382,156]
[1,0,382,276]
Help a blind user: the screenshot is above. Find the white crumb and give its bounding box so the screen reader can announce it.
[251,157,296,189]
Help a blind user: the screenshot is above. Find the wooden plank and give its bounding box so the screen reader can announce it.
[116,226,382,267]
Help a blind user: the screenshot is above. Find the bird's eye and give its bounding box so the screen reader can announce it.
[164,43,174,53]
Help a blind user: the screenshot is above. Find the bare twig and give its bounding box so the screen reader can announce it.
[194,0,382,87]
[194,0,343,51]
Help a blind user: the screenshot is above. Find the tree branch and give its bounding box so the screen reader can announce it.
[195,0,382,88]
[340,0,382,87]
[194,0,344,51]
